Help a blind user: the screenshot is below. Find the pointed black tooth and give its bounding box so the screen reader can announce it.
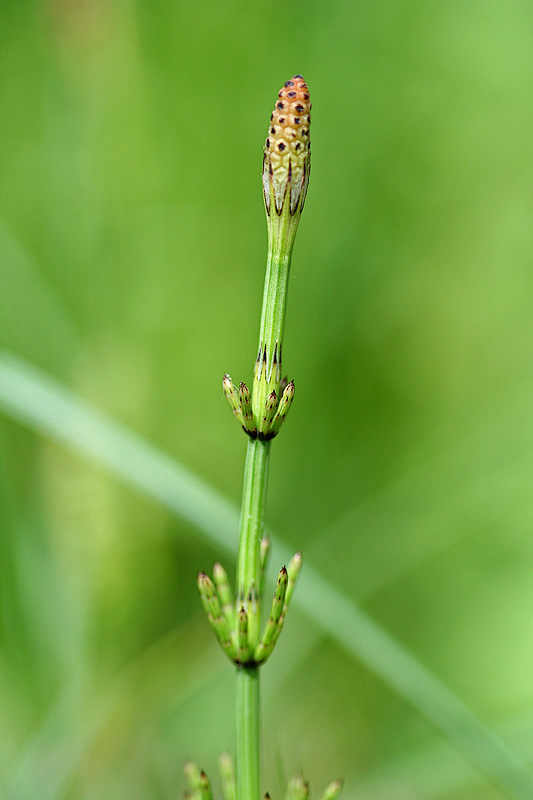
[254,344,263,379]
[262,344,268,376]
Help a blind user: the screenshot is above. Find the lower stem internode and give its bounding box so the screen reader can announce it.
[236,666,260,800]
[237,438,271,598]
[235,439,270,800]
[234,147,299,800]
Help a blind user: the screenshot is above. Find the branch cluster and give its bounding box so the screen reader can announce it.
[197,545,302,667]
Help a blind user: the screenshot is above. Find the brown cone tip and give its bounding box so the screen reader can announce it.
[265,76,311,158]
[263,76,311,214]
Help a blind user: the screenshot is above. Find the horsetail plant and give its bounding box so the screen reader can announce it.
[187,76,341,800]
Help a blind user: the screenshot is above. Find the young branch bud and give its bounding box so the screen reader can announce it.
[318,779,344,800]
[213,562,236,638]
[218,753,236,800]
[197,572,235,660]
[199,771,213,800]
[237,606,251,663]
[223,375,246,429]
[285,774,310,800]
[254,566,289,663]
[184,762,202,792]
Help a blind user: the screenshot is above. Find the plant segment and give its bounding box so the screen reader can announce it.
[188,76,341,800]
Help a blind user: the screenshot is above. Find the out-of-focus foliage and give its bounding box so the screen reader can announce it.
[1,1,533,798]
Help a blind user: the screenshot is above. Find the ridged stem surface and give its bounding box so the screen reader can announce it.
[236,666,260,800]
[235,74,309,800]
[258,212,298,358]
[237,438,271,598]
[235,215,295,800]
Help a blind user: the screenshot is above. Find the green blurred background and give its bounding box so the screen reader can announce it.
[2,1,533,798]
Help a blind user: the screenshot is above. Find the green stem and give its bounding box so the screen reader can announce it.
[235,221,295,800]
[237,438,271,598]
[235,438,269,800]
[236,666,260,800]
[235,158,303,800]
[252,207,301,423]
[258,212,297,356]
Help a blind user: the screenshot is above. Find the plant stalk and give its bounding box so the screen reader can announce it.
[234,74,311,800]
[235,207,298,800]
[236,665,260,800]
[236,438,271,600]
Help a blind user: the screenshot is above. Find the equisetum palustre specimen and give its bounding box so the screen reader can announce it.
[185,76,342,800]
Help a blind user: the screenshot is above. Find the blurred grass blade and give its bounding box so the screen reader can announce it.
[346,713,533,800]
[296,563,533,800]
[5,622,225,800]
[1,351,533,799]
[0,350,239,558]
